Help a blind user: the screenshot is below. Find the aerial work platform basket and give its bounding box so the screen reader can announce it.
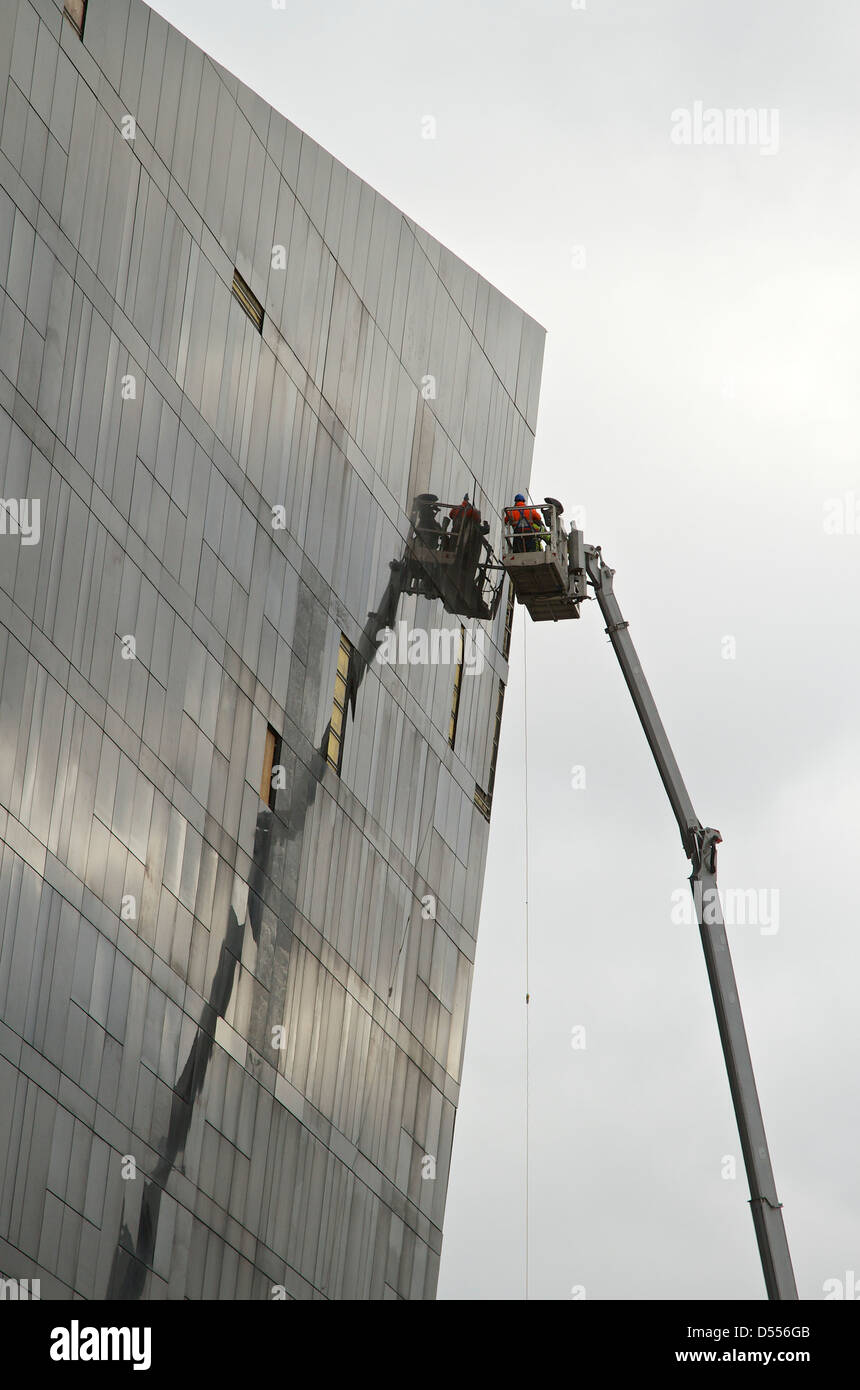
[403,494,505,620]
[502,497,587,621]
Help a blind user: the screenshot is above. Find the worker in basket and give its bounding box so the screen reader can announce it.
[448,492,488,574]
[449,493,480,527]
[413,495,444,552]
[504,493,542,552]
[446,493,480,550]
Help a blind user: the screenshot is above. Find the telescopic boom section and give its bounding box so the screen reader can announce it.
[583,543,797,1301]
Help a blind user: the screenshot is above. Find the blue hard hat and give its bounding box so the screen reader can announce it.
[514,493,525,503]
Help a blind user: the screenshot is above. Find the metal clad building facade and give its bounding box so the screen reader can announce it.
[0,0,544,1298]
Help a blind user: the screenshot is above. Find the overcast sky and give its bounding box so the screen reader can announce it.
[153,0,860,1300]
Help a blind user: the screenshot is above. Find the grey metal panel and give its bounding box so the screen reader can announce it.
[7,206,35,312]
[136,5,168,146]
[98,0,132,95]
[49,46,76,155]
[58,75,95,249]
[0,75,28,175]
[29,17,57,130]
[10,0,38,97]
[204,80,235,240]
[153,24,184,170]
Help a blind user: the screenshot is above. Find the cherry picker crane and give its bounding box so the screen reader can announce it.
[502,497,798,1301]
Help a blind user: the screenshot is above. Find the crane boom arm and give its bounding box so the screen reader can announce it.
[584,543,798,1301]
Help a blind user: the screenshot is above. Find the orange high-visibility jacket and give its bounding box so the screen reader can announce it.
[505,505,541,530]
[450,502,480,524]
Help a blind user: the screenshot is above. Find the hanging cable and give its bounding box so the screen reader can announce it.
[522,608,531,1301]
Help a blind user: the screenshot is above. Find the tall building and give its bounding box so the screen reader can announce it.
[0,0,544,1299]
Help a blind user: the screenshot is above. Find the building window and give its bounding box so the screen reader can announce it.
[64,0,87,38]
[502,583,515,662]
[260,724,282,809]
[448,626,465,749]
[474,679,505,822]
[232,268,264,332]
[487,678,505,799]
[326,633,354,774]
